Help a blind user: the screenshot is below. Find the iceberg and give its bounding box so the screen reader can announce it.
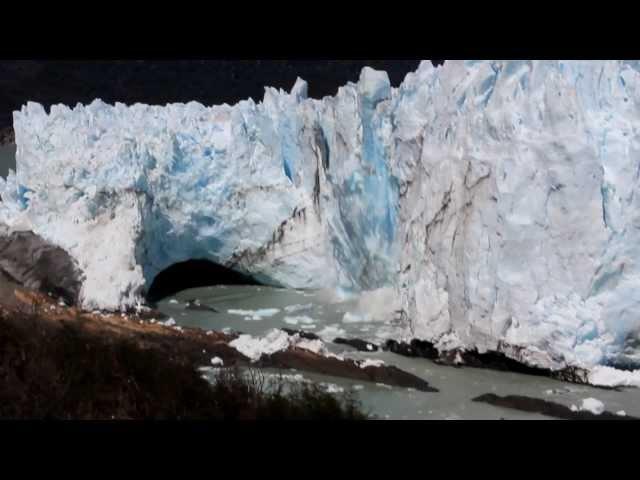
[2,60,640,374]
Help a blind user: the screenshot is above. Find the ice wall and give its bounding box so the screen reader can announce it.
[2,60,640,372]
[392,61,640,370]
[0,67,399,310]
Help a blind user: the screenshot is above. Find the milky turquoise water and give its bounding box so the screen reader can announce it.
[159,285,640,420]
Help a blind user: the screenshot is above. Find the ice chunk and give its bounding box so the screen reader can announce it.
[578,398,605,415]
[159,317,176,327]
[283,315,314,325]
[295,338,326,355]
[588,366,640,388]
[227,308,280,321]
[283,303,313,313]
[320,383,344,394]
[360,358,385,369]
[228,328,332,361]
[229,329,292,361]
[342,312,372,323]
[210,356,224,366]
[316,324,347,341]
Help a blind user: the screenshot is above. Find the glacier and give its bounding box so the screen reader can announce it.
[2,60,640,374]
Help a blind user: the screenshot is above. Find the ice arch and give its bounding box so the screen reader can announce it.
[145,258,261,303]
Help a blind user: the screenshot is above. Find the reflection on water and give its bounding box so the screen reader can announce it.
[159,284,640,420]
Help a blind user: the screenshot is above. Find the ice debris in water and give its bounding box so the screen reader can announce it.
[159,317,176,327]
[168,298,179,304]
[283,303,313,313]
[320,383,344,394]
[227,308,280,321]
[210,357,224,366]
[283,315,315,325]
[229,329,292,361]
[316,324,347,341]
[228,328,331,362]
[572,398,605,415]
[342,312,372,324]
[360,358,385,369]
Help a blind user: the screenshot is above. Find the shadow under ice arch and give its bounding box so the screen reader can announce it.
[145,258,261,303]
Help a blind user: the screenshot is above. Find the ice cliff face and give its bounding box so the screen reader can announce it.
[2,60,640,372]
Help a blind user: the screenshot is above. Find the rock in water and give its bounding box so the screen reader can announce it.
[2,61,640,375]
[334,337,379,352]
[472,393,637,420]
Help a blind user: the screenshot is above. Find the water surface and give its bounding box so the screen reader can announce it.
[159,285,640,420]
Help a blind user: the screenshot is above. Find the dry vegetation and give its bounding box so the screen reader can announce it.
[0,306,366,420]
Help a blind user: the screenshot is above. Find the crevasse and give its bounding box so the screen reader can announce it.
[2,61,640,374]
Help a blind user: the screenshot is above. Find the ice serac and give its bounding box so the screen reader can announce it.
[1,60,640,375]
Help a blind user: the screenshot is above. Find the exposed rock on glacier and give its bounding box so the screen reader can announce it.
[2,60,640,374]
[0,222,82,305]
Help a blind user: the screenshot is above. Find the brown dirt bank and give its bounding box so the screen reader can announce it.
[0,289,366,419]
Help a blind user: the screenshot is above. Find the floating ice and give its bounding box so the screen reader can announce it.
[227,308,280,321]
[578,398,605,415]
[210,356,224,366]
[283,315,315,325]
[342,312,372,324]
[228,328,330,361]
[360,359,385,369]
[316,324,348,341]
[229,329,292,361]
[320,383,344,394]
[283,303,313,313]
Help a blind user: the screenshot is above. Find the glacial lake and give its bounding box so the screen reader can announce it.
[158,284,640,420]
